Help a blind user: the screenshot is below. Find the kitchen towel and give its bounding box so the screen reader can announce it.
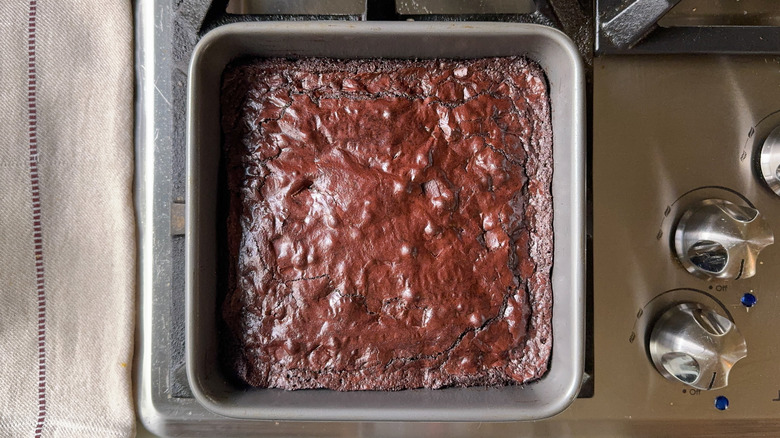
[0,0,135,437]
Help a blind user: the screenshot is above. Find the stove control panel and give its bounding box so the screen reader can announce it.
[590,56,780,425]
[673,199,773,280]
[648,302,747,390]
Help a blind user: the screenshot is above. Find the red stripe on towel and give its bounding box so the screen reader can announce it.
[26,0,47,436]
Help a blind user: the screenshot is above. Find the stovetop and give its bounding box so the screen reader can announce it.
[135,1,780,436]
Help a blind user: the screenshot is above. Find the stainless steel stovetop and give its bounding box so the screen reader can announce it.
[135,1,780,436]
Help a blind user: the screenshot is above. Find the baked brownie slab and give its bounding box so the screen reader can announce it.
[221,57,553,391]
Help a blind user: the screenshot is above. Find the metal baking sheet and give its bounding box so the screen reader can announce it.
[186,21,585,422]
[226,0,366,16]
[395,0,536,15]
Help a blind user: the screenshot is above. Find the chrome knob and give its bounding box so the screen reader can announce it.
[760,125,780,197]
[649,303,747,390]
[674,199,773,280]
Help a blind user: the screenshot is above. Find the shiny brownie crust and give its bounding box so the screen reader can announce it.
[220,57,553,390]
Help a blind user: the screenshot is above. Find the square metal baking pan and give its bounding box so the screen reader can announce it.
[186,21,585,422]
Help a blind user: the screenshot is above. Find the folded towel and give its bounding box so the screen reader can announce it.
[0,0,135,436]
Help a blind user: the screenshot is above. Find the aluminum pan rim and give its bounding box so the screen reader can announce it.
[185,21,585,422]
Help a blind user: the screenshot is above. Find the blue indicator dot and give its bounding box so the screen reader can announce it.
[714,395,729,411]
[741,293,757,308]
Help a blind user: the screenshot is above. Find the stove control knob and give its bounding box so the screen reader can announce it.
[649,302,746,390]
[674,199,773,280]
[760,125,780,197]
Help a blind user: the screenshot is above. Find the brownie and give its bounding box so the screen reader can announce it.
[220,57,553,391]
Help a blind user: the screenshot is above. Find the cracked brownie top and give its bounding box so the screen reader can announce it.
[220,57,553,391]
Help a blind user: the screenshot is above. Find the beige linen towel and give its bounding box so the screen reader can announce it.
[0,0,135,437]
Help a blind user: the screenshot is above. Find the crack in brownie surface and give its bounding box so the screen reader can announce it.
[221,57,553,391]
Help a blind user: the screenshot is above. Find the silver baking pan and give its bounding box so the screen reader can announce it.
[186,21,585,422]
